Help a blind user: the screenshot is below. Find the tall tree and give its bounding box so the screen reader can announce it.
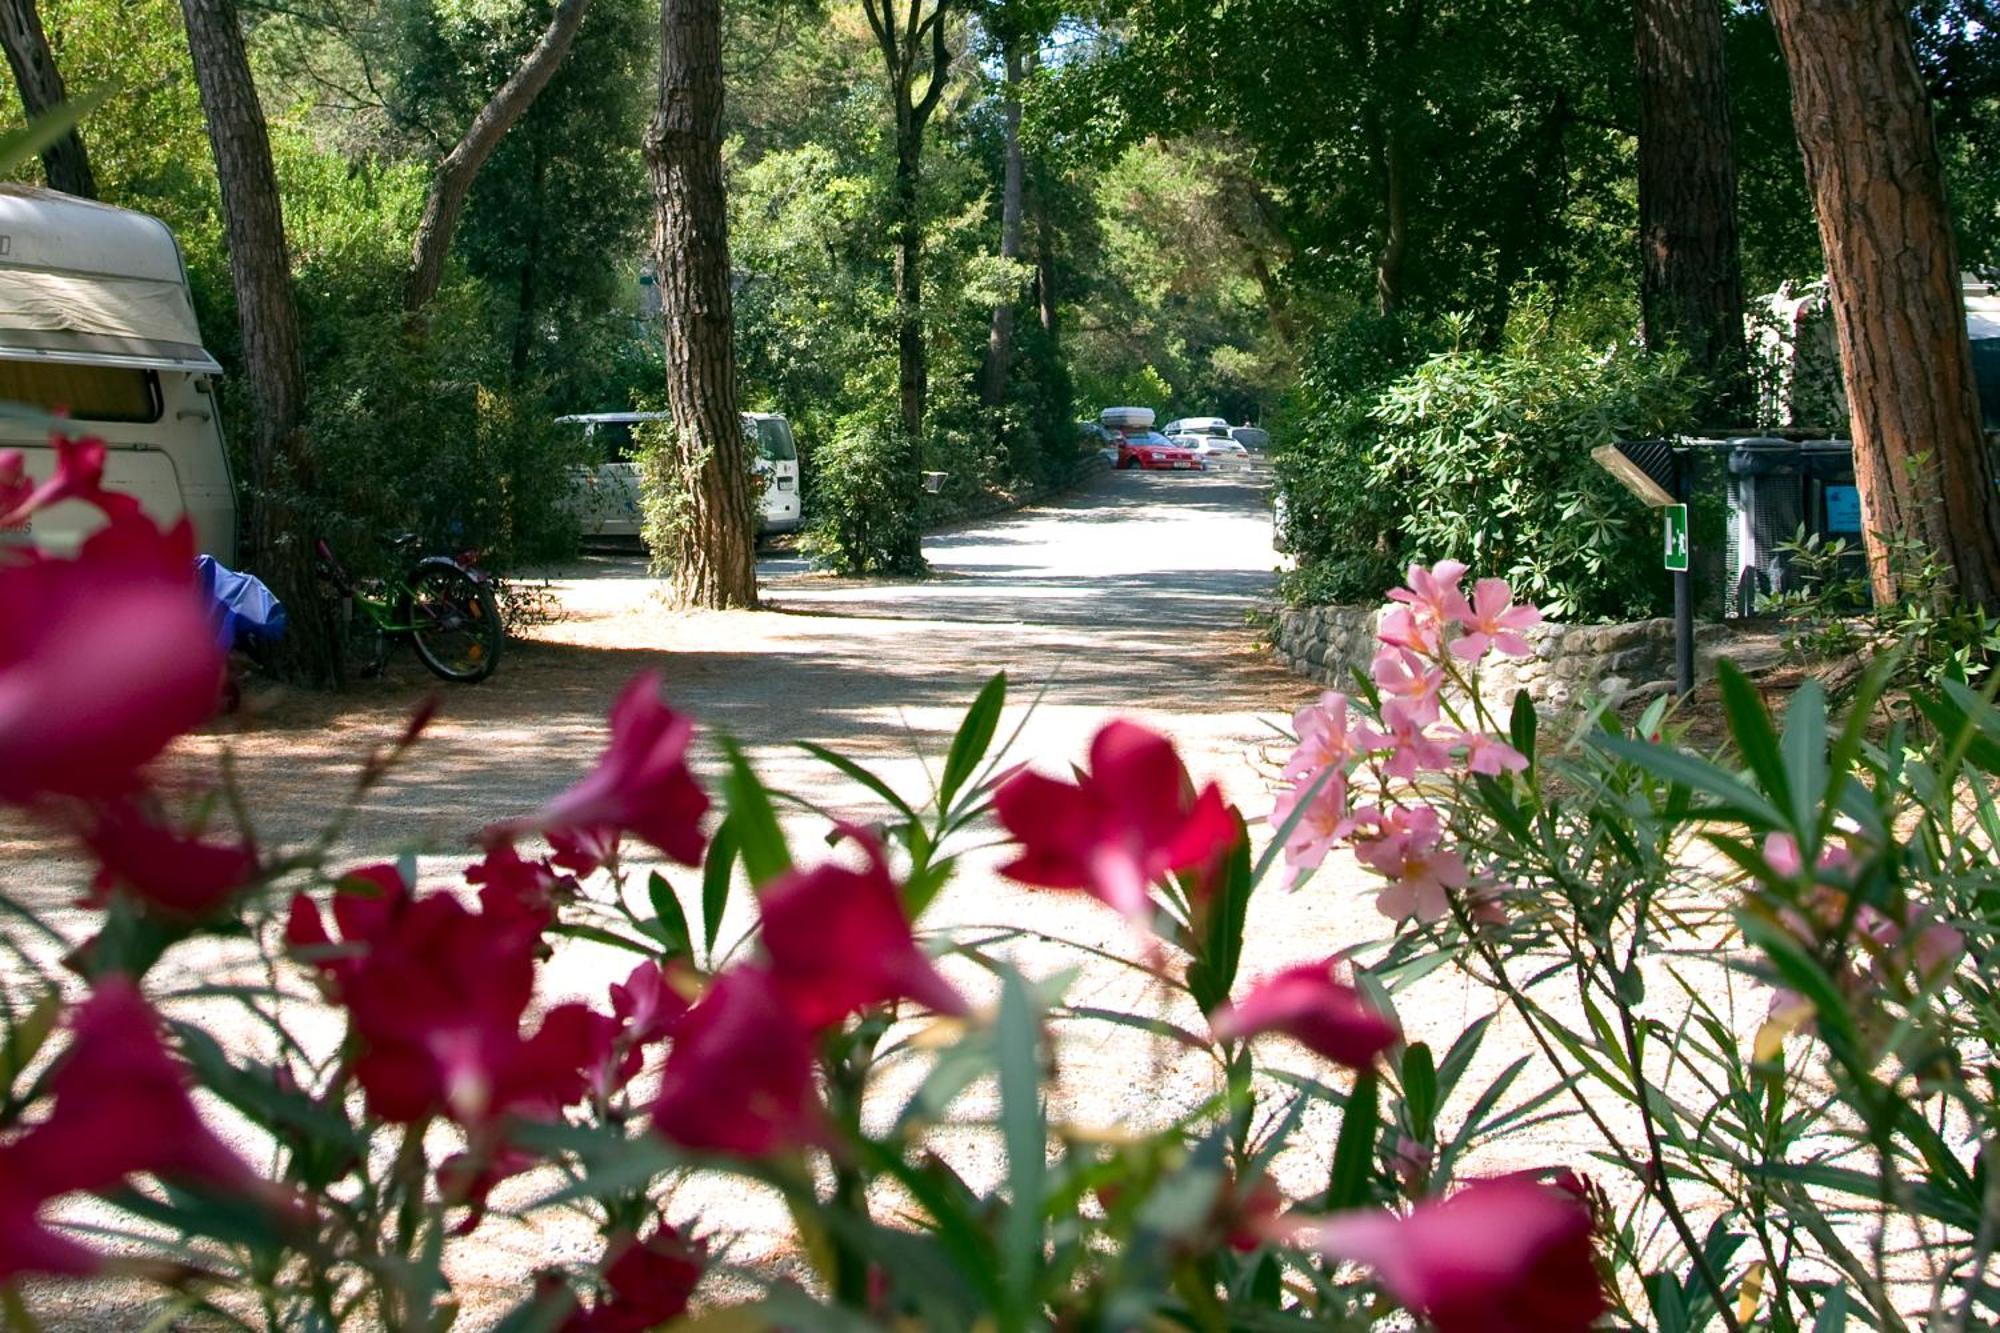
[645,0,758,608]
[0,0,95,196]
[861,0,952,438]
[180,0,333,679]
[979,35,1026,407]
[403,0,593,313]
[1768,0,2000,610]
[1634,0,1748,417]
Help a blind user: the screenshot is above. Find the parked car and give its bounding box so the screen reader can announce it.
[1229,425,1271,452]
[1173,432,1252,468]
[561,411,802,540]
[1115,429,1205,471]
[1161,416,1233,441]
[0,187,237,560]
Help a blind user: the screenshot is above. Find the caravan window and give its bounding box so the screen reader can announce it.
[0,360,161,423]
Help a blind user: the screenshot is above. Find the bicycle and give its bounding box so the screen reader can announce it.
[313,534,503,683]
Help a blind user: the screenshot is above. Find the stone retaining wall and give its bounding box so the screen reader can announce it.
[1271,604,1743,712]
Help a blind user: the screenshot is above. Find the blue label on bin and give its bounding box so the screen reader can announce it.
[1824,485,1862,534]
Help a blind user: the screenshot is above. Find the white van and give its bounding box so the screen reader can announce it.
[559,410,802,539]
[0,186,236,558]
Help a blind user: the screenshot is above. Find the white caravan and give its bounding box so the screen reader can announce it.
[0,185,236,558]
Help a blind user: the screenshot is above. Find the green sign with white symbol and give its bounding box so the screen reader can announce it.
[1663,503,1689,572]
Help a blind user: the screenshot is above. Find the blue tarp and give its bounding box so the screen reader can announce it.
[195,555,287,648]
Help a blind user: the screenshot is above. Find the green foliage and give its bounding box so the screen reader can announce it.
[800,412,926,575]
[1761,525,2000,688]
[1276,309,1697,621]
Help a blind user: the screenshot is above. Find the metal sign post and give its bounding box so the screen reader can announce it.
[1592,439,1696,696]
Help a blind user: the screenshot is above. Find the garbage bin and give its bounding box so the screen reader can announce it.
[1723,438,1860,616]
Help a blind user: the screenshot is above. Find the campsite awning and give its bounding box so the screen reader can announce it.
[0,266,222,374]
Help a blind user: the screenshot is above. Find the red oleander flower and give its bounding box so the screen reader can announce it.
[994,719,1238,921]
[1209,958,1400,1068]
[592,961,693,1096]
[652,967,824,1158]
[81,800,257,919]
[465,841,568,933]
[758,831,966,1029]
[0,434,143,529]
[565,1224,707,1332]
[0,981,266,1280]
[0,509,221,803]
[286,863,412,989]
[487,672,709,866]
[1312,1176,1606,1333]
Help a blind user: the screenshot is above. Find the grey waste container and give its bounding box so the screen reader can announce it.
[1724,438,1861,616]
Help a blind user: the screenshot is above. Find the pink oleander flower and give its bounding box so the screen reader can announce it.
[285,863,412,990]
[488,672,709,866]
[1272,768,1352,873]
[1352,805,1469,923]
[1313,1176,1606,1333]
[994,719,1239,922]
[758,831,966,1029]
[1448,730,1528,778]
[1210,957,1400,1068]
[1370,648,1444,725]
[1451,578,1542,660]
[564,1224,707,1333]
[81,800,257,919]
[0,981,268,1281]
[1283,691,1362,782]
[0,509,221,803]
[1357,699,1451,781]
[652,966,825,1158]
[1386,559,1471,637]
[1377,603,1443,657]
[1763,832,1855,881]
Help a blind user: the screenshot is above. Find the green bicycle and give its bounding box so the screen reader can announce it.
[314,535,503,683]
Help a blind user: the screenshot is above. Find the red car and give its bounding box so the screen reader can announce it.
[1116,430,1205,471]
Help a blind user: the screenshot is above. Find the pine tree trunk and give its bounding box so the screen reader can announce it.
[893,138,927,440]
[1635,0,1748,418]
[980,42,1025,408]
[645,0,757,610]
[404,0,592,313]
[1768,0,2000,610]
[181,0,335,682]
[0,0,94,197]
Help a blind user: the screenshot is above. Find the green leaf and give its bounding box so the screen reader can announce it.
[995,969,1047,1330]
[1326,1070,1378,1209]
[702,817,738,954]
[799,741,918,823]
[1195,813,1254,1012]
[1780,680,1829,837]
[1400,1043,1437,1141]
[0,987,61,1095]
[1646,1270,1691,1333]
[939,673,1007,811]
[1594,733,1786,827]
[1433,1012,1492,1105]
[722,738,791,887]
[0,85,113,177]
[647,872,693,960]
[1810,1283,1850,1332]
[1718,661,1793,817]
[1508,688,1537,760]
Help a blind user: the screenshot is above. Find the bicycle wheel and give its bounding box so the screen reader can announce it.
[400,559,503,683]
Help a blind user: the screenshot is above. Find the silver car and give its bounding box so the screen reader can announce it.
[562,411,803,539]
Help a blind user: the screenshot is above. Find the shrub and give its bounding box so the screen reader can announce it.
[1277,315,1698,622]
[800,411,927,575]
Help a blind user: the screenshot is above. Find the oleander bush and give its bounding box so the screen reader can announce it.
[4,435,1998,1331]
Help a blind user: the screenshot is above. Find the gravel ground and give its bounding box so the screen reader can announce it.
[3,462,1744,1326]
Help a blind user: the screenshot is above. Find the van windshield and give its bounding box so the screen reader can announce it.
[0,360,160,422]
[590,421,639,462]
